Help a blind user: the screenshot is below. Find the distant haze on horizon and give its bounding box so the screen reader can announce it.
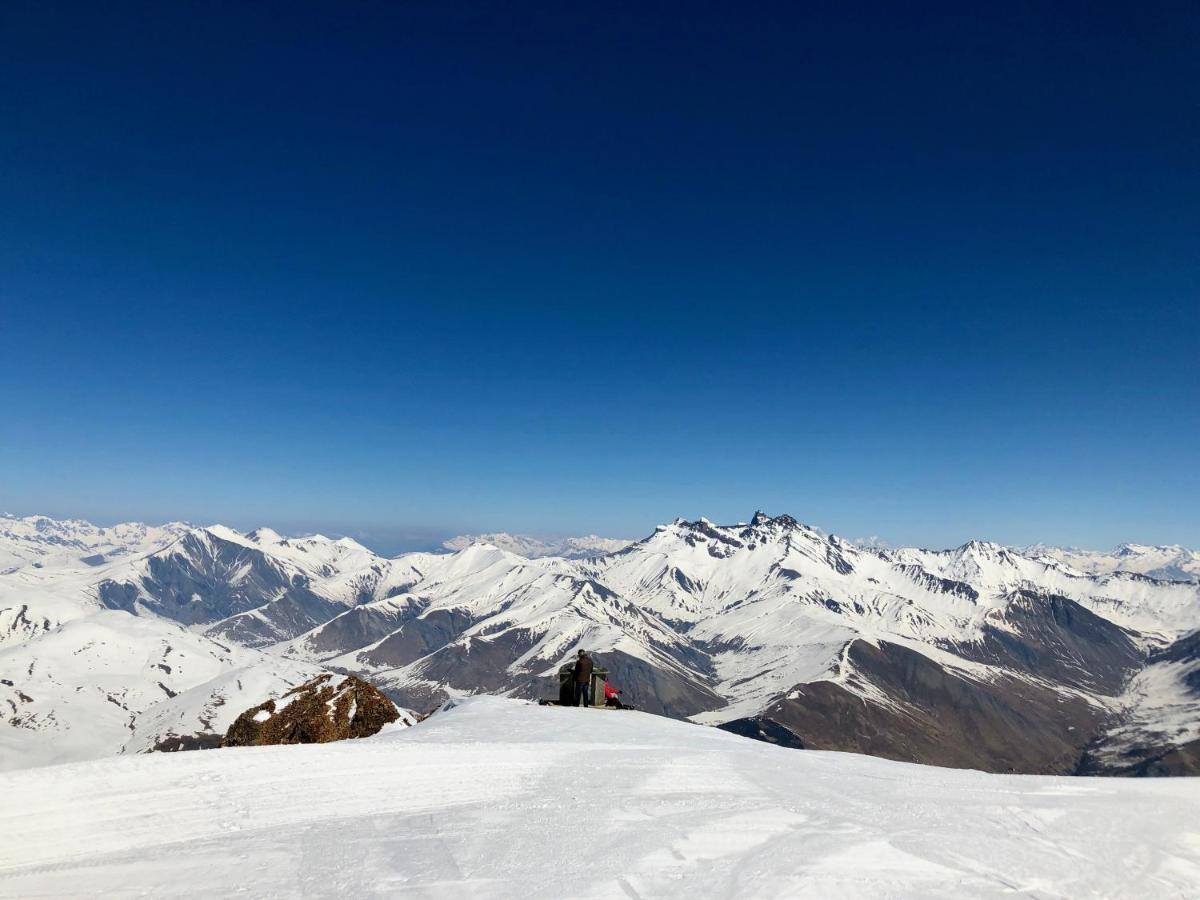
[2,4,1196,550]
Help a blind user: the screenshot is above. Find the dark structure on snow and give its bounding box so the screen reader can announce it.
[557,661,608,707]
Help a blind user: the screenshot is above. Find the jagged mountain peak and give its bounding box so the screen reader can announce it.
[955,539,1007,554]
[653,513,831,559]
[669,512,813,536]
[766,513,801,529]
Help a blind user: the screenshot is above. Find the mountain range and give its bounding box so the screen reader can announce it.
[1027,542,1200,582]
[441,531,632,559]
[2,512,1197,775]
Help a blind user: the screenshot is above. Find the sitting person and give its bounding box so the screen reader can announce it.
[603,678,626,709]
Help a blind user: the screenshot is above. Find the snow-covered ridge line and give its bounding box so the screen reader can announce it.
[0,515,192,574]
[5,512,1196,575]
[441,531,633,559]
[1025,541,1200,582]
[3,511,1199,776]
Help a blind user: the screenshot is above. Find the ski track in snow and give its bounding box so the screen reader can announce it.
[1,698,1197,899]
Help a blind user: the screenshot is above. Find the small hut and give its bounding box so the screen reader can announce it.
[557,661,608,707]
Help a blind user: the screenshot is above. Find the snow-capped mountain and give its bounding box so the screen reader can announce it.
[0,523,339,769]
[2,513,1198,775]
[441,531,632,559]
[0,514,190,574]
[1028,542,1200,582]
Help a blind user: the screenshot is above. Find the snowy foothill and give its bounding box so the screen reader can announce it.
[1,697,1197,899]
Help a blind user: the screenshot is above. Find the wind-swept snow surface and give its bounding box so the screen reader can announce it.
[1,698,1197,899]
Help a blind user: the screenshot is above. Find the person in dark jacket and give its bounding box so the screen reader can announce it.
[572,649,593,707]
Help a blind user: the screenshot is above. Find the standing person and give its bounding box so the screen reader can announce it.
[572,649,593,707]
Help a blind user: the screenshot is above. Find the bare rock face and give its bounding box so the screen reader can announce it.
[222,674,403,747]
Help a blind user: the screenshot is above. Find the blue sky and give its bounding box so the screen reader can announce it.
[2,2,1197,553]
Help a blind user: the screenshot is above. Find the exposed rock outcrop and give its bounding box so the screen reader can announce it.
[222,674,405,747]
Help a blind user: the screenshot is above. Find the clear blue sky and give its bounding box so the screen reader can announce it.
[2,2,1197,553]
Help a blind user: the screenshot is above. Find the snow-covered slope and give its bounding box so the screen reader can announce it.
[1080,629,1200,776]
[0,697,1196,899]
[0,514,188,574]
[0,609,324,770]
[442,531,632,558]
[4,513,1199,775]
[75,524,433,646]
[325,513,1198,773]
[1030,542,1200,582]
[316,542,720,716]
[0,524,338,770]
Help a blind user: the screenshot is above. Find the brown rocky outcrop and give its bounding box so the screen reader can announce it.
[222,674,403,747]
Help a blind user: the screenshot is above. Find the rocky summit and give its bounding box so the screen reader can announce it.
[223,674,405,747]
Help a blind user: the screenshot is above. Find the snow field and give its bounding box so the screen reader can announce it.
[0,697,1197,899]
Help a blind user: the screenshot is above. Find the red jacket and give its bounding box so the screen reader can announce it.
[604,682,620,700]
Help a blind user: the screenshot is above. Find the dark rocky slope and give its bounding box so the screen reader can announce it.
[223,674,403,746]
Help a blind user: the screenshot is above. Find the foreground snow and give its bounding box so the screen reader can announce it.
[1,698,1197,899]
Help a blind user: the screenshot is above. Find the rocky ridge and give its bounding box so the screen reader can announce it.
[223,674,408,747]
